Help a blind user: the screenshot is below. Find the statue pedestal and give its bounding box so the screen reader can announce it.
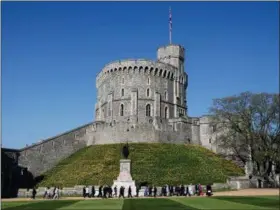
[112,159,136,197]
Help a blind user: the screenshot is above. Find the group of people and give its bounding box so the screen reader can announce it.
[81,183,213,199]
[43,187,60,199]
[144,184,213,197]
[82,185,133,198]
[30,183,213,200]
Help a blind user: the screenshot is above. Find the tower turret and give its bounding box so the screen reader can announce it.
[157,44,187,118]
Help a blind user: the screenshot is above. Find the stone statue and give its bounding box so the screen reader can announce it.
[122,143,129,159]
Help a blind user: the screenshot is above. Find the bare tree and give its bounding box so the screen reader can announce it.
[209,92,280,183]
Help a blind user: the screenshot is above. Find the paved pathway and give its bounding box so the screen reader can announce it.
[2,188,279,202]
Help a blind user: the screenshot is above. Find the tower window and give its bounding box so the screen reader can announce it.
[165,107,169,119]
[122,77,124,84]
[212,125,217,132]
[165,91,168,100]
[147,77,150,85]
[146,104,151,116]
[120,104,124,116]
[147,88,150,97]
[121,89,124,96]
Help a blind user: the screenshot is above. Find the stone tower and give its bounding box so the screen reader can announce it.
[157,44,188,117]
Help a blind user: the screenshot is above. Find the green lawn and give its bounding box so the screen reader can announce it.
[2,196,279,210]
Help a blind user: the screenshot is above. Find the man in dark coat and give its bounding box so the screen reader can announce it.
[136,185,140,197]
[91,186,95,197]
[109,186,113,198]
[148,186,152,197]
[153,186,157,197]
[32,187,37,199]
[114,186,117,197]
[119,186,124,198]
[82,187,86,198]
[98,185,103,198]
[103,185,108,198]
[128,186,132,198]
[180,185,185,196]
[195,184,199,195]
[170,186,174,196]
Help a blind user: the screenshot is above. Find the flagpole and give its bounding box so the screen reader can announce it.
[169,7,172,44]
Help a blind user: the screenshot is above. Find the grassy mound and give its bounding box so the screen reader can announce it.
[38,143,244,187]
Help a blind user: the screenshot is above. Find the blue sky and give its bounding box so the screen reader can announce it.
[2,2,279,149]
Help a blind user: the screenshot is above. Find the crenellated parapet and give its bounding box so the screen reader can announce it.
[96,59,187,87]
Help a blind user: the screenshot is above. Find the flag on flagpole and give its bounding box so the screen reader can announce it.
[169,7,172,44]
[169,7,172,30]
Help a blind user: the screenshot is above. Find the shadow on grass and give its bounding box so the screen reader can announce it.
[213,196,280,209]
[4,200,80,210]
[122,198,199,210]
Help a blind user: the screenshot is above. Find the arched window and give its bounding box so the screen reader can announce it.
[120,104,124,116]
[165,107,169,119]
[147,77,150,85]
[121,89,124,96]
[122,77,124,84]
[165,91,168,100]
[147,88,150,97]
[146,104,151,116]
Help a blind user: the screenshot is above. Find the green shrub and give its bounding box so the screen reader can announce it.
[38,143,244,187]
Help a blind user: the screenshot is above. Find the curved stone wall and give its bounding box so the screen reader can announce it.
[95,59,187,123]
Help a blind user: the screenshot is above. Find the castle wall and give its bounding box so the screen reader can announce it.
[199,116,213,150]
[18,123,92,177]
[86,118,192,145]
[190,118,201,145]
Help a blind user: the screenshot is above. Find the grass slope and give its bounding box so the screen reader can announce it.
[38,143,244,187]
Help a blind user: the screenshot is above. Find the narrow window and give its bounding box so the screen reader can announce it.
[120,104,124,116]
[122,77,124,84]
[146,104,151,116]
[213,125,217,132]
[147,77,150,85]
[209,138,212,144]
[147,88,150,97]
[165,107,169,119]
[121,89,124,96]
[165,91,168,100]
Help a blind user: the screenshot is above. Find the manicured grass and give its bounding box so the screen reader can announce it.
[2,196,279,210]
[38,143,244,187]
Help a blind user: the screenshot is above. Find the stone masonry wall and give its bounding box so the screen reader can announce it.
[18,123,92,177]
[95,59,187,123]
[86,118,192,145]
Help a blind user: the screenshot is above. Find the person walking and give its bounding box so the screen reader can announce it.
[53,187,59,199]
[128,186,132,198]
[85,186,89,198]
[91,186,95,198]
[113,186,117,197]
[153,186,157,197]
[31,187,37,199]
[119,186,124,198]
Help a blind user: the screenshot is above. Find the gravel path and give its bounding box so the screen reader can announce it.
[2,189,279,202]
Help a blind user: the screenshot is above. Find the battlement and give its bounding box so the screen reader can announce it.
[157,44,185,60]
[96,59,177,79]
[96,59,188,88]
[157,44,185,71]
